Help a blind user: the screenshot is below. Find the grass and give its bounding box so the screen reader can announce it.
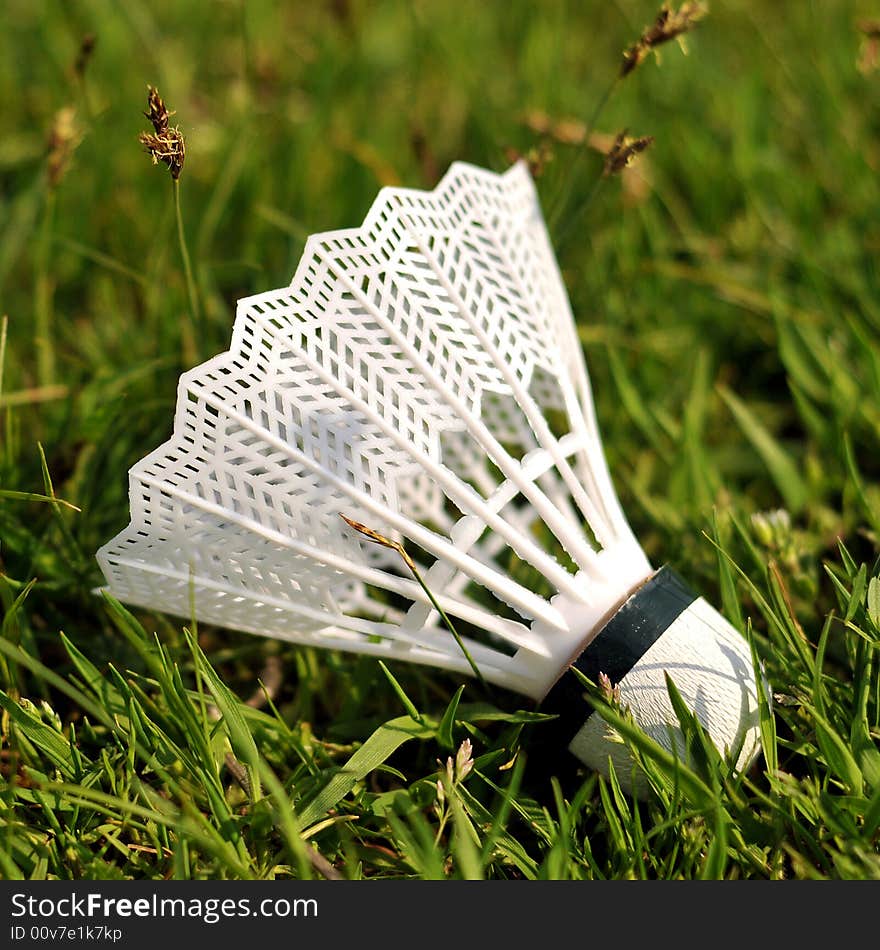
[1,0,879,880]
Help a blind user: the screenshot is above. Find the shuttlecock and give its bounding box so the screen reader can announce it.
[97,161,761,792]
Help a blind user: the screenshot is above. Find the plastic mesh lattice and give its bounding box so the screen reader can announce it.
[98,162,649,691]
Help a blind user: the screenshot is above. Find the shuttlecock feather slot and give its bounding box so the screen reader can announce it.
[97,161,761,788]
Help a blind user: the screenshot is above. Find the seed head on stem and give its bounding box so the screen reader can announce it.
[858,19,880,75]
[138,85,186,180]
[621,2,708,78]
[598,672,622,707]
[47,107,81,190]
[137,85,199,363]
[602,130,655,177]
[340,515,488,688]
[73,34,96,80]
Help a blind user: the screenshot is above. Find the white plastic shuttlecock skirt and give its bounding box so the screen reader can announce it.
[97,160,761,792]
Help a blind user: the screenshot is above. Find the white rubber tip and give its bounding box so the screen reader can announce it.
[567,595,762,795]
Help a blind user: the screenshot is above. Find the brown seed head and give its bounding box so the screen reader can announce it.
[74,33,96,79]
[340,514,415,571]
[410,126,440,185]
[858,20,880,74]
[621,2,708,77]
[503,141,554,178]
[520,109,587,145]
[602,130,654,177]
[144,84,172,133]
[139,85,185,180]
[47,106,81,189]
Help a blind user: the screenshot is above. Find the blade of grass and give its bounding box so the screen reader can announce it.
[377,660,424,724]
[297,715,435,829]
[718,384,808,513]
[437,684,465,750]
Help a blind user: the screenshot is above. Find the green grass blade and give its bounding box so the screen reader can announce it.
[377,660,423,724]
[718,385,808,513]
[298,716,435,829]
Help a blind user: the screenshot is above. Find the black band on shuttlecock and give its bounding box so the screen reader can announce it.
[539,565,697,749]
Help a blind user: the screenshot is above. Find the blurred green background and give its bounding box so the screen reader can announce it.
[3,0,878,572]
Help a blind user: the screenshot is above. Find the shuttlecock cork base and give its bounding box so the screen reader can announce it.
[97,159,763,797]
[540,566,761,791]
